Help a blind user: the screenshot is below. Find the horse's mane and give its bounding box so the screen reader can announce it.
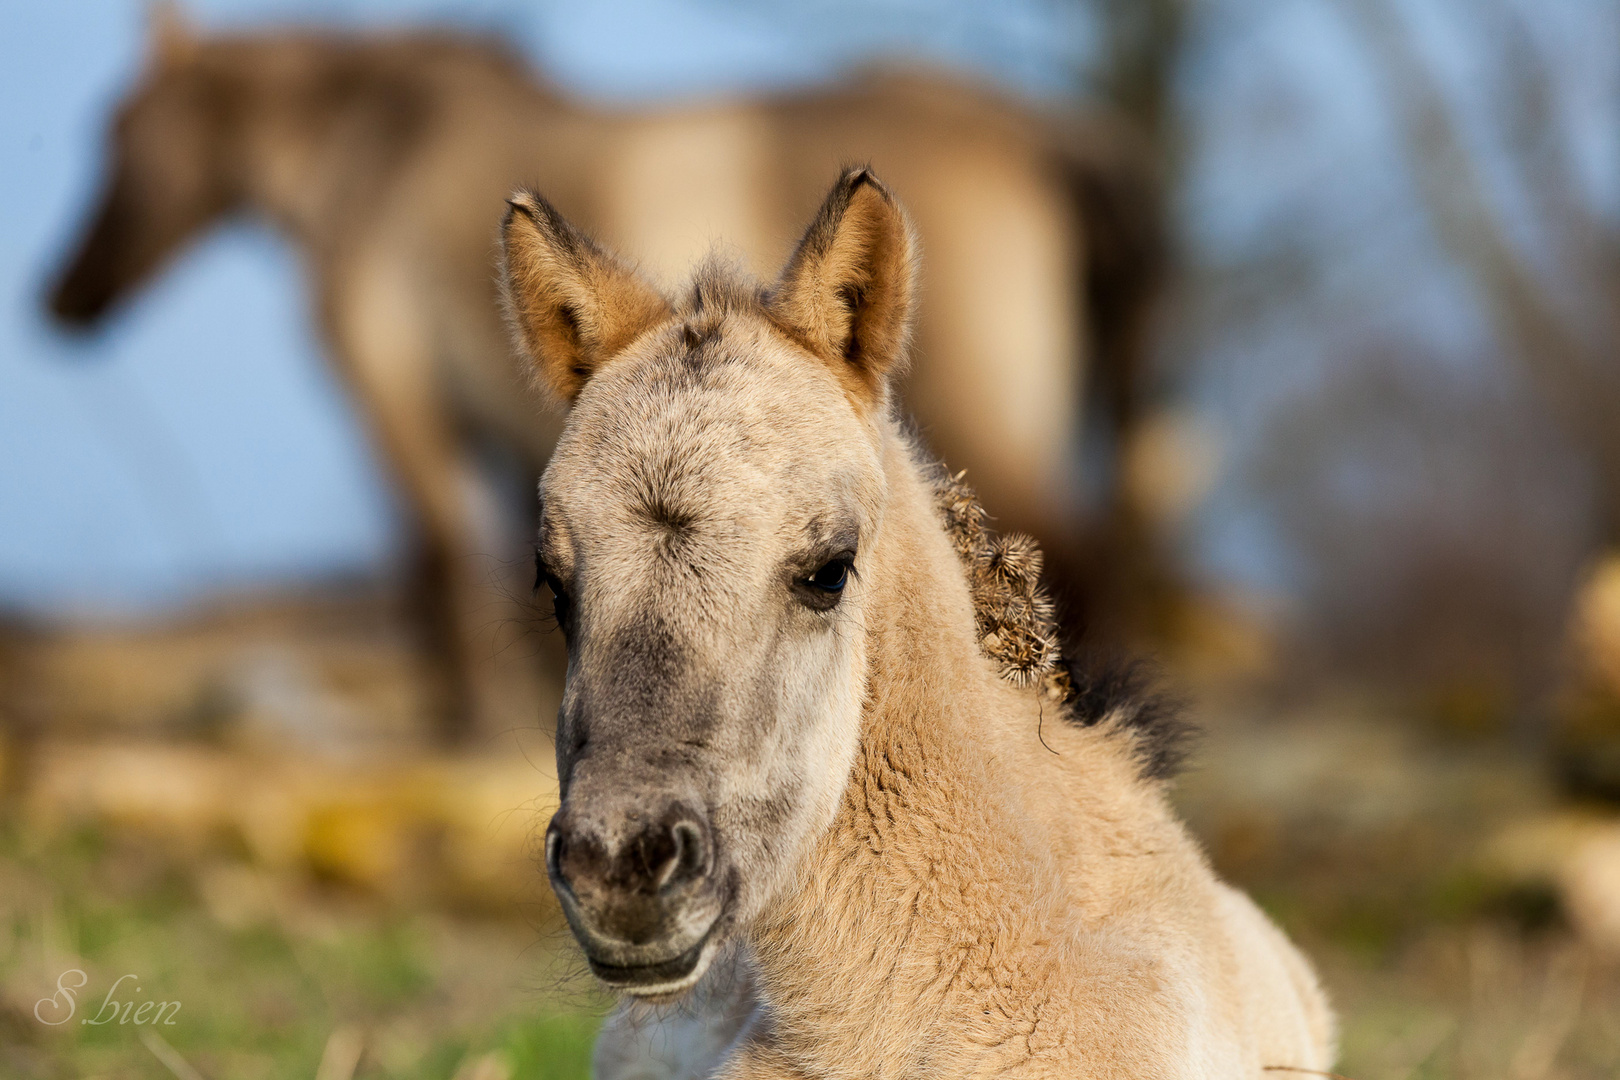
[929,466,1194,781]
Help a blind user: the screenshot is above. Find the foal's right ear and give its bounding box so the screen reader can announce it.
[500,191,671,404]
[767,168,916,411]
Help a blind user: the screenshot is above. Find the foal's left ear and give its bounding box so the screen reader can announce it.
[768,168,917,409]
[501,191,672,404]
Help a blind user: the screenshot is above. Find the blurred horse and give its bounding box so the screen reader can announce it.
[46,7,1162,741]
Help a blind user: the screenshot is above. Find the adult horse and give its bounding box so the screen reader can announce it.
[504,169,1333,1077]
[47,9,1161,739]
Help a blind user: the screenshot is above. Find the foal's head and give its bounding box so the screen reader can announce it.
[502,168,916,997]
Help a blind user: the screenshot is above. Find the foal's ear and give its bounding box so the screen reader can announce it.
[768,168,917,408]
[501,191,671,403]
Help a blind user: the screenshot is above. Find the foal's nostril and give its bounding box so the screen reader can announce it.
[545,826,562,878]
[658,819,710,891]
[544,823,575,894]
[548,817,612,896]
[629,822,678,888]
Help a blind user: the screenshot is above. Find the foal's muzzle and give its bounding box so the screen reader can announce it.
[545,799,722,994]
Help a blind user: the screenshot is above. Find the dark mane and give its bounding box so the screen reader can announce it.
[1057,656,1194,781]
[927,462,1194,781]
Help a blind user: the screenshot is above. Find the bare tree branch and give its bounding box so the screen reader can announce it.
[1336,0,1620,534]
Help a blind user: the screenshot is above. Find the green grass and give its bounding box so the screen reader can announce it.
[0,823,604,1079]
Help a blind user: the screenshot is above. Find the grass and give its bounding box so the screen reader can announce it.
[0,823,606,1080]
[3,688,1619,1078]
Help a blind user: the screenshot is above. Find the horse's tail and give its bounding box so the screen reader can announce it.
[1048,108,1168,452]
[1041,108,1172,633]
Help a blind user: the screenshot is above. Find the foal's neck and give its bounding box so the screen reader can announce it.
[858,437,1011,766]
[744,428,1066,1065]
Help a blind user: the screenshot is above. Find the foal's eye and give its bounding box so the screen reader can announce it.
[547,576,572,627]
[796,556,853,610]
[807,560,849,593]
[535,553,572,628]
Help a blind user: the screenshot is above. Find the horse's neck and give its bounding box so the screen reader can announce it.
[228,60,351,250]
[227,37,577,255]
[745,431,1067,1056]
[226,42,515,252]
[856,443,1009,789]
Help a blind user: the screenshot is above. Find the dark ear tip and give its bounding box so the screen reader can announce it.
[504,191,538,221]
[505,190,568,237]
[839,165,890,201]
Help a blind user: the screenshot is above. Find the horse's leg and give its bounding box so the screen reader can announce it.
[321,251,494,744]
[594,948,762,1080]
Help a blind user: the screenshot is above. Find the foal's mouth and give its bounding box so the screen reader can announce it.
[583,923,718,998]
[550,860,726,997]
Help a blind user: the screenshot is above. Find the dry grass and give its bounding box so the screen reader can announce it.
[1176,686,1620,1080]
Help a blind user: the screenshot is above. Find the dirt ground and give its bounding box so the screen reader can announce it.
[1,594,1617,1078]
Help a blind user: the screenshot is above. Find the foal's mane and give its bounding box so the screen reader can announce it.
[929,464,1194,781]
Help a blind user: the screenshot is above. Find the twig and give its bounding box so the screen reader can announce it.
[315,1025,366,1080]
[138,1028,208,1080]
[1263,1067,1360,1080]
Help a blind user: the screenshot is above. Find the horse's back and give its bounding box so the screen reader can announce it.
[459,69,1086,534]
[324,44,1100,567]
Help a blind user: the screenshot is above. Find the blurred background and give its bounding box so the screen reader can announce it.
[4,0,1620,1077]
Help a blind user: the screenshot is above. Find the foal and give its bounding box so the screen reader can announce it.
[501,169,1334,1077]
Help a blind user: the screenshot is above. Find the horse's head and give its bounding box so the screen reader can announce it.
[48,5,242,329]
[501,168,916,998]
